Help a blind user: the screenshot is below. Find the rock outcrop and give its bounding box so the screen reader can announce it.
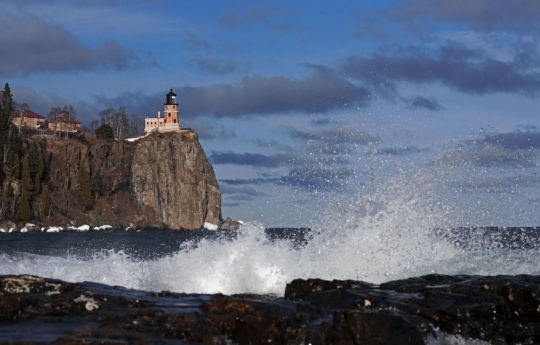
[0,131,221,229]
[0,274,538,344]
[130,132,221,230]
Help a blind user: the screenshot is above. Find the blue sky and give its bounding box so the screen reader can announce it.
[2,0,540,226]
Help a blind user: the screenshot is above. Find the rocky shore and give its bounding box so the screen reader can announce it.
[0,274,538,344]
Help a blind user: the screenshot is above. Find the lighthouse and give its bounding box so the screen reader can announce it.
[144,89,182,133]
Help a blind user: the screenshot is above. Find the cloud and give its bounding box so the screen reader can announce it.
[280,165,354,191]
[394,0,540,33]
[290,127,381,145]
[96,65,370,118]
[480,131,540,150]
[209,151,294,168]
[194,57,248,75]
[180,67,370,117]
[181,119,236,140]
[441,144,537,168]
[408,96,443,111]
[439,130,540,168]
[453,174,540,190]
[0,13,133,76]
[221,177,281,185]
[342,44,540,95]
[376,146,429,156]
[220,185,264,201]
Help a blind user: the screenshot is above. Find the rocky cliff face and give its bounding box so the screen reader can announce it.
[130,132,221,230]
[0,131,221,229]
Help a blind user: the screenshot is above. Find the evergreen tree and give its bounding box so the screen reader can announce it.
[77,164,93,210]
[17,192,31,222]
[94,124,114,139]
[21,154,33,193]
[29,142,44,194]
[42,190,52,218]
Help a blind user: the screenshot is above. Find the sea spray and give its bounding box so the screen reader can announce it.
[0,168,538,296]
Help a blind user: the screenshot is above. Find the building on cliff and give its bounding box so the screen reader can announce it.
[12,105,83,134]
[48,115,83,134]
[144,89,182,134]
[11,106,46,130]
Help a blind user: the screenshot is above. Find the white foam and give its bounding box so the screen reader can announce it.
[0,169,538,296]
[203,222,218,230]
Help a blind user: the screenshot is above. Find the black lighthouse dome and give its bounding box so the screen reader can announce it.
[165,89,177,105]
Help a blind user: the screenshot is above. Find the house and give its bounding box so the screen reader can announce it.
[48,115,83,133]
[144,89,182,134]
[11,106,46,130]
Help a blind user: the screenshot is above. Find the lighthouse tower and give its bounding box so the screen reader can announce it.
[143,89,183,134]
[164,89,180,126]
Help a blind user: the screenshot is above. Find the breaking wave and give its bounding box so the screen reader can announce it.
[1,167,539,296]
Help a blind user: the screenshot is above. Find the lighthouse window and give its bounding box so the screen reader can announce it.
[174,119,176,123]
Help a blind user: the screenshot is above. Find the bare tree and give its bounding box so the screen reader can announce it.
[47,106,63,138]
[129,114,141,137]
[89,120,99,133]
[99,108,115,128]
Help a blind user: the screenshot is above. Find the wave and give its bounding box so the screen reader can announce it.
[1,171,538,296]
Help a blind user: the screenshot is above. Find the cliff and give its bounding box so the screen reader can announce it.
[0,131,221,229]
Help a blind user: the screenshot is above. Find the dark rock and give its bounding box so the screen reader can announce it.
[220,217,241,230]
[0,274,539,344]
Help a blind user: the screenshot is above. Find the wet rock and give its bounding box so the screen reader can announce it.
[219,217,241,230]
[0,274,538,344]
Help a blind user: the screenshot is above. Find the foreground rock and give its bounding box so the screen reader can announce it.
[0,274,538,344]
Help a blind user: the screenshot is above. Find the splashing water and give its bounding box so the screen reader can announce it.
[0,166,538,296]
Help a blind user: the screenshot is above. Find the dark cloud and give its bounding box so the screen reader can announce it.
[280,166,354,191]
[440,130,540,168]
[480,131,540,150]
[290,127,381,145]
[342,44,540,95]
[394,0,540,32]
[441,144,537,168]
[180,67,369,117]
[0,13,133,77]
[221,178,281,185]
[96,66,370,118]
[209,151,294,168]
[377,146,429,156]
[453,174,540,190]
[194,57,248,75]
[218,2,292,31]
[408,96,443,111]
[181,119,236,140]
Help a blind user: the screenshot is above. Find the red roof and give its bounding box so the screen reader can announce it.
[57,116,81,124]
[15,109,45,119]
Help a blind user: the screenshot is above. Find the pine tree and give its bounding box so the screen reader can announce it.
[17,192,31,222]
[77,164,93,210]
[31,142,44,194]
[21,154,33,193]
[94,124,114,139]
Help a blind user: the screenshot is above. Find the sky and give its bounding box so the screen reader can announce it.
[2,0,540,227]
